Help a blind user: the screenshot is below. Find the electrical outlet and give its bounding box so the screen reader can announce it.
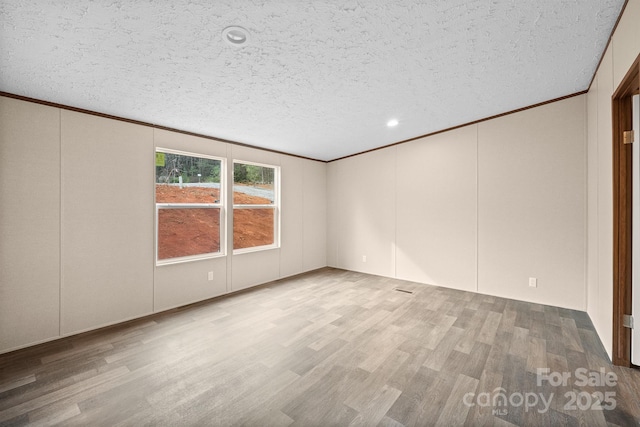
[362,255,367,263]
[208,271,214,281]
[529,277,537,288]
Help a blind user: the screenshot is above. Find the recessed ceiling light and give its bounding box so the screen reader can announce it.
[222,26,250,46]
[387,119,399,127]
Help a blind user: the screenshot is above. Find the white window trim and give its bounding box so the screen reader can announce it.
[155,148,226,266]
[232,160,280,254]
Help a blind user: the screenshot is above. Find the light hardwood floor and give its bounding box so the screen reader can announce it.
[1,268,639,426]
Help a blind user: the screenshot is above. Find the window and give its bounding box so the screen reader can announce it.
[155,149,224,264]
[233,161,280,252]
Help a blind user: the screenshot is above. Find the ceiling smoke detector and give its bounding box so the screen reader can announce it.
[222,26,250,46]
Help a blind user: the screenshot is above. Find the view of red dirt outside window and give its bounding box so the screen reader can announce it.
[155,151,277,262]
[233,162,276,250]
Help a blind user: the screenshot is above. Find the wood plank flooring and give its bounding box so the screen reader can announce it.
[1,268,639,426]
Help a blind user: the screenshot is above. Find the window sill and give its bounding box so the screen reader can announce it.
[232,244,280,256]
[156,252,226,267]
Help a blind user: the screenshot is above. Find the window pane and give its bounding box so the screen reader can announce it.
[156,152,221,203]
[233,163,275,205]
[233,208,274,249]
[156,184,220,204]
[158,208,220,260]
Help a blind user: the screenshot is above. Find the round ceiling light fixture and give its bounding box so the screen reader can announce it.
[222,26,250,46]
[387,118,399,127]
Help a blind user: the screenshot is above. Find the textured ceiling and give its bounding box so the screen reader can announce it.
[0,0,626,161]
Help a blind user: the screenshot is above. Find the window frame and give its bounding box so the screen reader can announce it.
[155,148,226,266]
[232,160,281,254]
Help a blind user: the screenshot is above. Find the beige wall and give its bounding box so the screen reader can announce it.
[396,125,477,292]
[611,0,640,88]
[328,95,587,311]
[0,96,327,354]
[477,97,586,307]
[587,0,640,358]
[61,111,155,334]
[0,97,61,351]
[327,148,397,277]
[303,160,328,272]
[586,77,600,319]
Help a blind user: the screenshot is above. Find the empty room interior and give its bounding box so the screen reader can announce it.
[1,1,640,426]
